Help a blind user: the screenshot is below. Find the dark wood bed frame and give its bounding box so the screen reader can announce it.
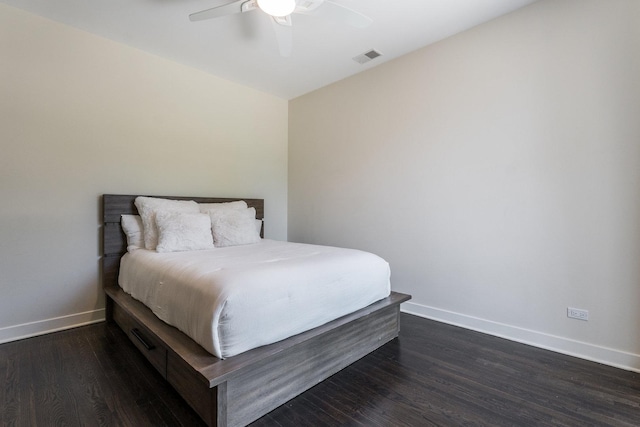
[102,194,411,427]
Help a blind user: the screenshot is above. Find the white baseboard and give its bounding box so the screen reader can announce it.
[3,303,639,373]
[401,301,640,373]
[0,309,106,344]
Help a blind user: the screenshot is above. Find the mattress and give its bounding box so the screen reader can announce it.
[118,239,391,359]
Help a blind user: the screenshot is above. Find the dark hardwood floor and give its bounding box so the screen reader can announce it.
[2,313,639,426]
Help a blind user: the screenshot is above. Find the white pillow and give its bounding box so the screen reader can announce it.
[155,212,214,253]
[210,207,261,247]
[199,200,248,214]
[135,197,199,250]
[121,214,144,251]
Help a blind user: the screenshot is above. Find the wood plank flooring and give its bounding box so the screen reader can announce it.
[1,313,639,426]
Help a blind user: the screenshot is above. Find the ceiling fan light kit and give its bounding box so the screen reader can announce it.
[189,0,372,57]
[257,0,296,17]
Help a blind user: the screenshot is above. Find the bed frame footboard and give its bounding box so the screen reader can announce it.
[106,285,409,426]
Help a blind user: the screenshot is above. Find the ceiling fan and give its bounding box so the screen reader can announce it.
[189,0,372,57]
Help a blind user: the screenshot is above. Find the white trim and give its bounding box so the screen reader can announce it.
[0,309,106,344]
[401,301,640,373]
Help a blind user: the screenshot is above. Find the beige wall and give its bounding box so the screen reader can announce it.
[289,0,640,370]
[0,4,288,340]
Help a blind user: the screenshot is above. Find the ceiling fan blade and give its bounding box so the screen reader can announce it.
[294,0,325,13]
[271,15,293,57]
[310,1,372,29]
[189,0,254,22]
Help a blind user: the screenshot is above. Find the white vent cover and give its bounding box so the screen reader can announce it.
[353,49,382,64]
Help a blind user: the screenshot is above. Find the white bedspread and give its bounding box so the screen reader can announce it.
[118,239,391,359]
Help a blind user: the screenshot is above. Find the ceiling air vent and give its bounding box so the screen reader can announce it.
[353,49,382,65]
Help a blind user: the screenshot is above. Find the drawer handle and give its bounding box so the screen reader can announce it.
[131,328,156,351]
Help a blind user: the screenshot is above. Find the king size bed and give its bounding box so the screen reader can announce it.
[102,194,411,426]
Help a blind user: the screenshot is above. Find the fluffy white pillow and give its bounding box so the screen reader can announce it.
[155,212,214,253]
[210,207,261,247]
[135,197,199,250]
[121,214,144,251]
[199,200,248,214]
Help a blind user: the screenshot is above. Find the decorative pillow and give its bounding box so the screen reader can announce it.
[255,219,263,235]
[121,214,144,251]
[155,212,214,253]
[134,197,199,250]
[199,200,248,214]
[210,207,261,247]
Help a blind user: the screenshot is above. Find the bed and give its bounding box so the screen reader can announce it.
[102,194,411,427]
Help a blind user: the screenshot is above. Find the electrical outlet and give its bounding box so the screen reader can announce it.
[567,307,589,321]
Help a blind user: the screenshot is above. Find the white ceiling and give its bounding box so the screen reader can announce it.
[2,0,537,99]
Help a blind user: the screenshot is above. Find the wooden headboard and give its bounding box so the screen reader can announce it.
[102,194,264,290]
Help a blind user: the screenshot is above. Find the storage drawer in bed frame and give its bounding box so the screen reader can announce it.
[112,301,168,378]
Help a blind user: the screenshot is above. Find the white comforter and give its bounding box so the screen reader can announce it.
[118,239,391,359]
